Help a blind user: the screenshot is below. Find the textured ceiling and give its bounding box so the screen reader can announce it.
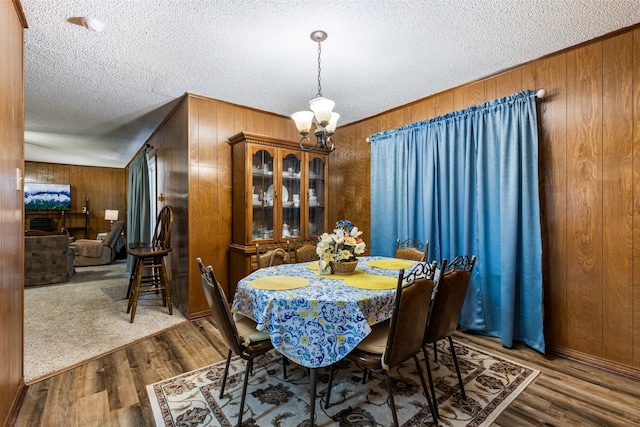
[21,0,640,168]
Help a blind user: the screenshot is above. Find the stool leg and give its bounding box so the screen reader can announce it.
[161,257,172,315]
[126,256,140,299]
[127,258,144,323]
[126,261,137,313]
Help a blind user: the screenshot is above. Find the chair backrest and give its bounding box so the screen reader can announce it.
[293,239,318,263]
[395,238,428,262]
[424,255,476,344]
[195,256,208,276]
[255,243,290,269]
[103,221,125,247]
[382,260,439,369]
[199,261,243,356]
[152,206,173,250]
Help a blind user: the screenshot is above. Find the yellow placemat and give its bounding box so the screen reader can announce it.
[344,272,399,290]
[249,275,310,290]
[367,259,414,269]
[307,263,318,270]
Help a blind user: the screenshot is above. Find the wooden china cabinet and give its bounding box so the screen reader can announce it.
[228,132,329,296]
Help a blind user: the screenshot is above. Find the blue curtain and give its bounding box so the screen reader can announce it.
[370,90,544,353]
[126,151,151,273]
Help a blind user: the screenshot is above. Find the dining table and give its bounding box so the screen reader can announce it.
[231,255,421,425]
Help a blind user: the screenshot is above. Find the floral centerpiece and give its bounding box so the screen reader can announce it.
[316,219,366,274]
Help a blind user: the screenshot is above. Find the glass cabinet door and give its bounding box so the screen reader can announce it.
[307,155,326,236]
[251,148,275,241]
[281,150,302,239]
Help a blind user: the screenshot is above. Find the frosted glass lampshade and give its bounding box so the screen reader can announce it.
[325,112,340,133]
[309,97,335,126]
[291,111,314,134]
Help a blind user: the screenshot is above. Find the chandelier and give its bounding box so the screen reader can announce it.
[291,30,339,152]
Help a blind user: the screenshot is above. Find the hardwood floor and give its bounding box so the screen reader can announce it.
[12,319,640,426]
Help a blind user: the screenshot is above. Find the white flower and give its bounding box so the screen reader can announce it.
[315,220,367,264]
[350,227,363,238]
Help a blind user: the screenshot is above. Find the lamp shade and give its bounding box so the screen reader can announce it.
[309,96,335,126]
[104,209,119,221]
[325,112,340,133]
[291,111,314,134]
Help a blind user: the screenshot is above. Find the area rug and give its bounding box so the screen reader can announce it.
[147,339,539,426]
[24,261,188,384]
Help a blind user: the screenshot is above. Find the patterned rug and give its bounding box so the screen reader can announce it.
[147,339,538,426]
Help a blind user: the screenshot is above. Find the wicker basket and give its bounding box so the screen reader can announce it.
[331,260,358,275]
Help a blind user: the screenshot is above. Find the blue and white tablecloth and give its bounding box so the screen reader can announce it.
[231,256,417,368]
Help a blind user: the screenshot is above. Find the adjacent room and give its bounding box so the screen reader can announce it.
[2,1,640,426]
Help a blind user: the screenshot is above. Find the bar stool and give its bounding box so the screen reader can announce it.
[126,206,173,323]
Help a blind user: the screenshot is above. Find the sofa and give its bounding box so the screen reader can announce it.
[71,221,126,266]
[24,230,75,287]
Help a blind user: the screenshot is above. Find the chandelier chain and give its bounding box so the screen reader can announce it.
[292,30,337,152]
[316,40,323,97]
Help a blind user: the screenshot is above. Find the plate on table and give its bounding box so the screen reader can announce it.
[267,185,289,202]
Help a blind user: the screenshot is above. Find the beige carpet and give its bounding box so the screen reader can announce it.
[148,339,539,426]
[24,261,187,384]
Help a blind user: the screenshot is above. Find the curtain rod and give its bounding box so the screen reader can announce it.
[365,89,546,143]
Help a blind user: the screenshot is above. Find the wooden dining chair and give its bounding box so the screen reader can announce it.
[325,261,440,427]
[197,257,274,427]
[255,242,291,269]
[293,238,319,263]
[126,205,173,323]
[395,237,428,262]
[422,255,476,419]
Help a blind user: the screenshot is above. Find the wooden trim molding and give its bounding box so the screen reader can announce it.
[228,131,330,155]
[3,382,27,427]
[12,0,28,28]
[548,345,640,381]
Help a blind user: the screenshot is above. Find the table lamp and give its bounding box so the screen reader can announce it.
[104,209,119,229]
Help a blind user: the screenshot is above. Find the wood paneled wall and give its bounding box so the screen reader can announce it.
[24,162,127,240]
[0,0,27,424]
[142,99,190,316]
[144,94,305,318]
[333,26,640,377]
